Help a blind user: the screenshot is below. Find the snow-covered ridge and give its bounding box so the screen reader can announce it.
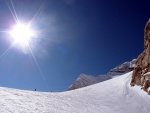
[67,74,111,91]
[1,72,150,113]
[67,59,136,90]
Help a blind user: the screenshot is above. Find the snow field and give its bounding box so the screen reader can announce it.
[0,71,150,113]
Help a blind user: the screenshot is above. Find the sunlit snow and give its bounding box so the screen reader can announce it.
[0,72,150,113]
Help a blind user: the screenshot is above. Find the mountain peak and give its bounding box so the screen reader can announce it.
[67,59,136,91]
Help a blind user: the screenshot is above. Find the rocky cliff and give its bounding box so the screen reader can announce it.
[131,19,150,94]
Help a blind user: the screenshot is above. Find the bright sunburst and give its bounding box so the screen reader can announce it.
[10,22,34,46]
[0,0,50,90]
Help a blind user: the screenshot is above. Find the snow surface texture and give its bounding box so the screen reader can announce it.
[1,71,150,113]
[68,59,136,90]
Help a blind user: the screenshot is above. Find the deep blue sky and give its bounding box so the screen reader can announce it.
[0,0,149,92]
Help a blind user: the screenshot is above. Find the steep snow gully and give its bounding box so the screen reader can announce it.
[0,72,150,113]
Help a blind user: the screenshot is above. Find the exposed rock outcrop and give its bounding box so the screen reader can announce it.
[67,59,136,91]
[130,19,150,94]
[108,59,136,76]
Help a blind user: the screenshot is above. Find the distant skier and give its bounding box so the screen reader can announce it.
[35,89,36,91]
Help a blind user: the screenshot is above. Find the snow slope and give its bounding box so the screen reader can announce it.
[1,71,150,113]
[68,59,136,90]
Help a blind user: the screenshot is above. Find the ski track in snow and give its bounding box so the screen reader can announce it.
[0,71,150,113]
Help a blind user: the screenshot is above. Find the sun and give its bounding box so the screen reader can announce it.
[10,22,34,46]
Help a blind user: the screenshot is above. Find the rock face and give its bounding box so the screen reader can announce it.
[130,19,150,94]
[67,59,136,91]
[108,59,136,76]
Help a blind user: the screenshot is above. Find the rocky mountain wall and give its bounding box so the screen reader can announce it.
[131,19,150,94]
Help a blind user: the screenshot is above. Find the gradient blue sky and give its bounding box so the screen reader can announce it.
[0,0,149,92]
